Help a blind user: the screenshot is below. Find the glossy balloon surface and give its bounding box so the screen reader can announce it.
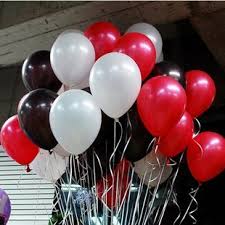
[90,52,141,118]
[137,76,186,137]
[1,115,39,165]
[187,132,225,182]
[22,50,62,92]
[114,32,156,80]
[159,111,193,157]
[151,61,185,87]
[126,23,162,61]
[186,70,216,118]
[18,89,58,150]
[84,21,120,60]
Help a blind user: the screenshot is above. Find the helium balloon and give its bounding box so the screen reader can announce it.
[30,149,68,183]
[0,188,11,225]
[114,32,156,80]
[96,159,131,209]
[186,70,216,118]
[1,115,39,165]
[84,21,121,60]
[52,144,71,157]
[57,29,83,38]
[50,90,102,155]
[187,132,225,183]
[123,104,154,162]
[126,23,162,61]
[18,89,58,150]
[22,50,62,92]
[134,150,172,188]
[90,52,141,119]
[158,111,194,157]
[151,61,185,87]
[137,76,186,137]
[50,31,95,87]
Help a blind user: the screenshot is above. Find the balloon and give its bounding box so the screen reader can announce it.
[52,144,71,157]
[187,132,225,183]
[84,21,121,60]
[50,31,95,87]
[134,150,172,188]
[57,29,83,38]
[114,32,156,80]
[96,159,131,209]
[158,111,194,157]
[1,115,39,165]
[151,61,185,87]
[126,23,162,61]
[50,89,102,155]
[30,149,68,183]
[0,188,11,225]
[18,89,58,150]
[90,52,141,118]
[22,50,62,92]
[123,104,154,162]
[186,70,216,118]
[157,51,164,63]
[137,76,186,137]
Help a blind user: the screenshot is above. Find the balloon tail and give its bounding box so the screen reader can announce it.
[26,164,31,173]
[157,153,184,225]
[172,191,182,225]
[102,119,123,204]
[178,185,200,225]
[143,158,167,225]
[120,112,132,160]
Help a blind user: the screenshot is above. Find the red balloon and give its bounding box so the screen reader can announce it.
[187,132,225,183]
[114,32,156,80]
[159,111,194,157]
[186,70,216,118]
[84,21,121,60]
[137,76,186,137]
[1,115,39,165]
[96,159,130,209]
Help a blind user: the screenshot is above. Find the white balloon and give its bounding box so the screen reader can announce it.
[50,90,102,155]
[52,144,71,157]
[134,150,172,188]
[157,51,164,63]
[90,52,141,119]
[50,32,95,87]
[126,23,163,62]
[30,149,68,183]
[57,29,83,39]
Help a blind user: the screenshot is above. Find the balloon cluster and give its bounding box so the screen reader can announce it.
[0,21,225,214]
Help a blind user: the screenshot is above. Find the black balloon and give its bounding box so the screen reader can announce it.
[151,61,185,87]
[18,89,58,150]
[122,104,153,162]
[22,50,62,92]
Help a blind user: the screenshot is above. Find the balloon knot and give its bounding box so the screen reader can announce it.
[26,165,31,173]
[49,149,53,155]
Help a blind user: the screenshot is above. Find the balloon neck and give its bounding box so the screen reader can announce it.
[26,165,31,173]
[49,149,53,155]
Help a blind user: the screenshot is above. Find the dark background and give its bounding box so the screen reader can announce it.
[162,20,225,225]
